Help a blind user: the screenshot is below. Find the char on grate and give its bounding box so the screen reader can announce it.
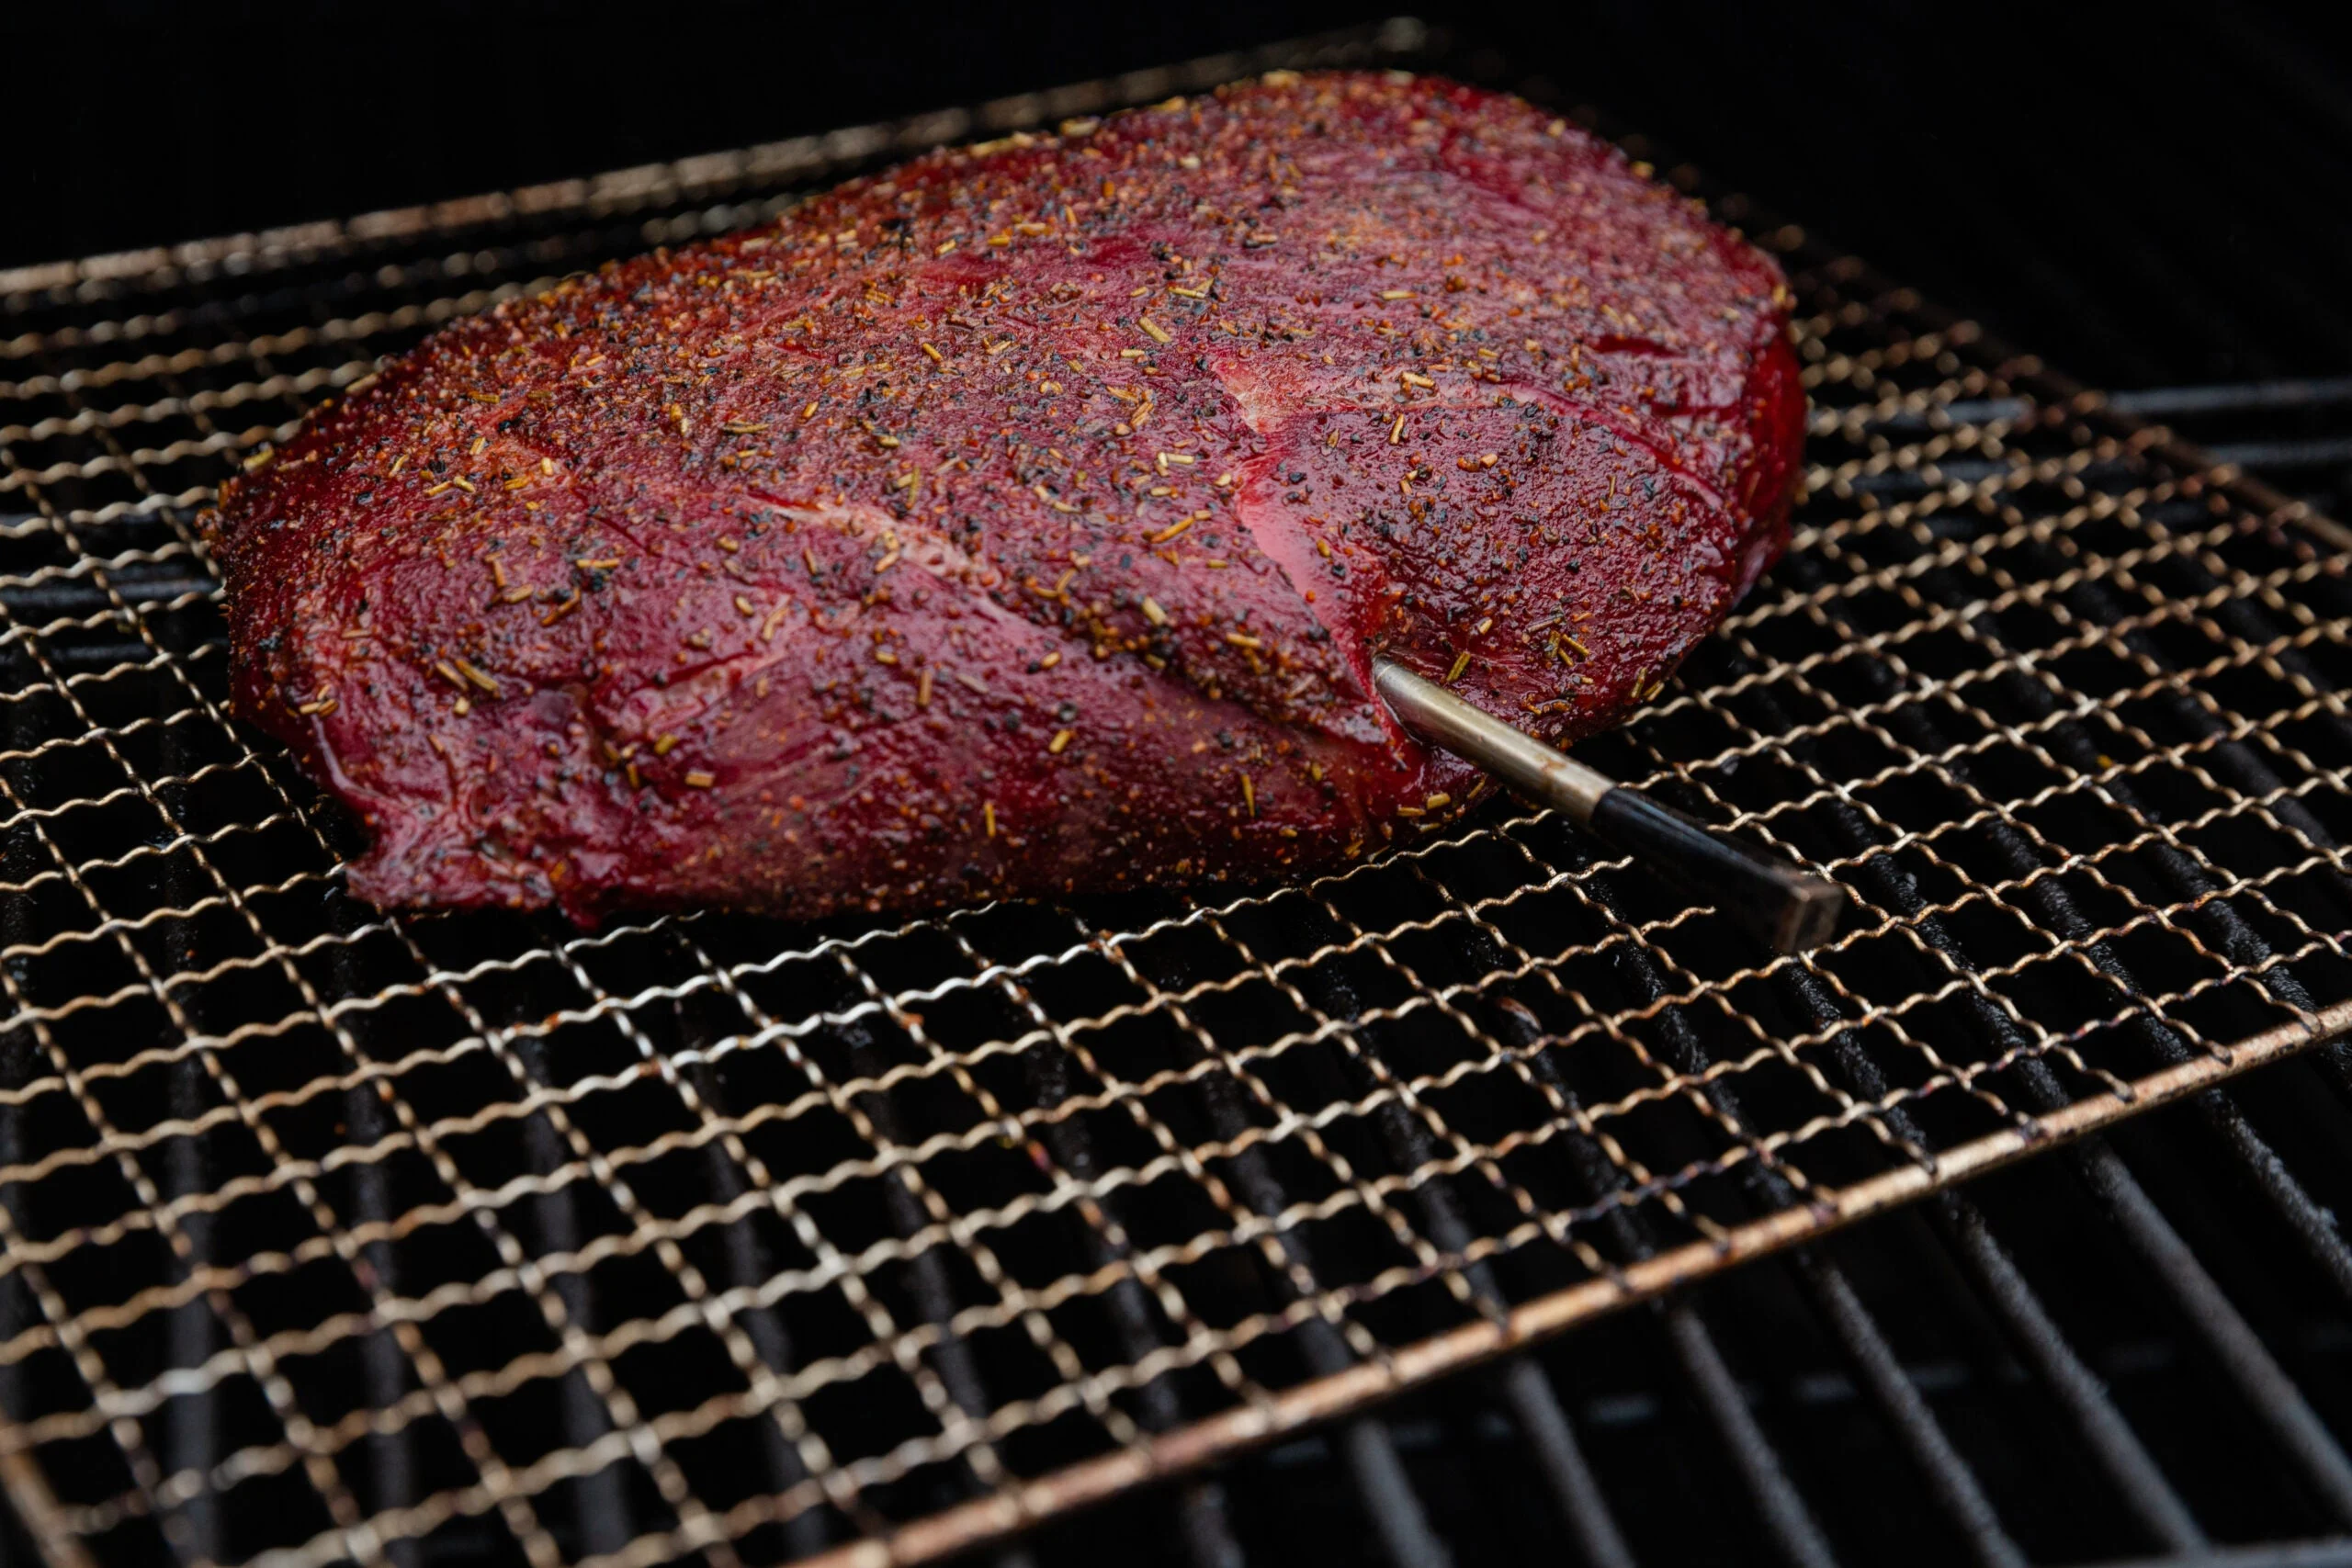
[6,20,2352,1568]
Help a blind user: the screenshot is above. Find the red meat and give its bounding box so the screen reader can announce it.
[206,72,1805,922]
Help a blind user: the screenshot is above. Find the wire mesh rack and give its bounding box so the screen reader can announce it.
[6,17,2352,1568]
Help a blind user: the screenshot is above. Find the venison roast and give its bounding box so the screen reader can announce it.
[207,71,1805,921]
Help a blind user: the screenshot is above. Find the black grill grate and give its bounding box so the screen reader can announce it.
[6,20,2352,1568]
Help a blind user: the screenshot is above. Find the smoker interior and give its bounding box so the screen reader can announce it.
[8,18,2352,1568]
[1018,1011,2352,1568]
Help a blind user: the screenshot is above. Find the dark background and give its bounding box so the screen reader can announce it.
[10,2,2352,390]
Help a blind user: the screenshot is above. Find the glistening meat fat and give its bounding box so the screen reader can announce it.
[207,73,1806,923]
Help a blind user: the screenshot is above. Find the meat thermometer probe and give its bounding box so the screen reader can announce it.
[1373,660,1846,955]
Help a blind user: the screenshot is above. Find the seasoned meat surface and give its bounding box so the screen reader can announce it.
[208,72,1804,922]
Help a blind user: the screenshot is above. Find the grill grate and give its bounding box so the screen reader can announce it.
[7,21,2352,1568]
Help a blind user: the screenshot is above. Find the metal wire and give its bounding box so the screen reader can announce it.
[6,25,2352,1568]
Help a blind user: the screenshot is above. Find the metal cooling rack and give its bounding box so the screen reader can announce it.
[6,19,2352,1568]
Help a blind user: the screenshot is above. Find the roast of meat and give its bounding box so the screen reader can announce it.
[207,72,1805,922]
